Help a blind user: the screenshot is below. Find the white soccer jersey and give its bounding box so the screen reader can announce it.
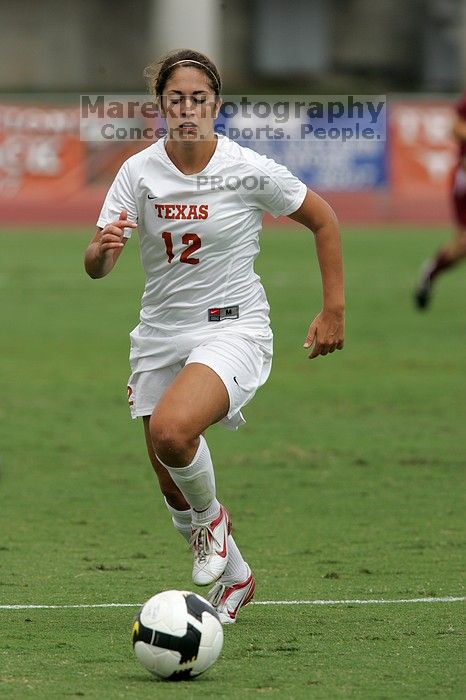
[97,135,307,368]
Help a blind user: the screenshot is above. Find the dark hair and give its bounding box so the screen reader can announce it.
[144,49,222,97]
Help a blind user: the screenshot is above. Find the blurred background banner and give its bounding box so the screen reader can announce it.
[0,0,464,225]
[217,95,388,191]
[0,96,457,225]
[0,103,84,199]
[390,101,458,195]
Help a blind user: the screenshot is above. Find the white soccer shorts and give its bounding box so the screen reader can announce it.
[127,333,272,430]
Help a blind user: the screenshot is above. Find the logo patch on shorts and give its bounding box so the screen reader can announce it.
[208,305,239,322]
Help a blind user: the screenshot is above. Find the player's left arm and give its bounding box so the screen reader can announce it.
[288,190,345,359]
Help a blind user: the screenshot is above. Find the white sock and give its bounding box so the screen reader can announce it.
[164,498,249,584]
[164,497,191,543]
[191,497,221,524]
[222,536,249,584]
[156,435,216,513]
[159,440,249,585]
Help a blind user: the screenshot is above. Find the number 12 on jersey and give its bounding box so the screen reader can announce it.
[161,232,201,265]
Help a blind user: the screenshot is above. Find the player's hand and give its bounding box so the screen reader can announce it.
[303,308,345,359]
[99,210,137,255]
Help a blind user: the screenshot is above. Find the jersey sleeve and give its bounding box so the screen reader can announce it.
[246,152,308,218]
[96,161,138,238]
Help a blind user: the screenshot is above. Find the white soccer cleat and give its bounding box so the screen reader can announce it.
[190,505,232,586]
[207,566,256,624]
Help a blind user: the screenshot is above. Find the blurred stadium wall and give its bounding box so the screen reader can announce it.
[0,0,465,225]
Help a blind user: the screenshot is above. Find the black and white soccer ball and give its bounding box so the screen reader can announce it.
[132,590,224,680]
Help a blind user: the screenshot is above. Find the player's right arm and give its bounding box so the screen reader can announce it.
[84,209,137,278]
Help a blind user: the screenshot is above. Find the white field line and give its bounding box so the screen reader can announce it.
[0,596,464,611]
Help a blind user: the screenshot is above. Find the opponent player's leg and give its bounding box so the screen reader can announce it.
[414,226,466,309]
[415,167,466,309]
[449,226,466,260]
[149,362,232,585]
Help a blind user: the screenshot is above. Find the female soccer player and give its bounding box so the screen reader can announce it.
[414,92,466,309]
[84,49,345,623]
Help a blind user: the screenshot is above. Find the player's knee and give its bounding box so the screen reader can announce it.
[150,411,196,462]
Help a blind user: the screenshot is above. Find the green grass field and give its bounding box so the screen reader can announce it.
[0,226,464,699]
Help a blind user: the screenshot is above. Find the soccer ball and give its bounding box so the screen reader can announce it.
[131,589,224,680]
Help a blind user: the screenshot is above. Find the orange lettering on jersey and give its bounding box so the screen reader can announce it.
[187,205,198,220]
[153,204,209,219]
